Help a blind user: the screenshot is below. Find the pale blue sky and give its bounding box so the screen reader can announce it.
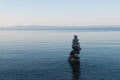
[0,0,120,27]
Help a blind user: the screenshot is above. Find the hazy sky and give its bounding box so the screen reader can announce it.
[0,0,120,27]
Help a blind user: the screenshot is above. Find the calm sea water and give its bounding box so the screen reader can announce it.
[0,30,120,80]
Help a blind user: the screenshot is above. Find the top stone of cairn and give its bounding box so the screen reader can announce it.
[72,35,81,50]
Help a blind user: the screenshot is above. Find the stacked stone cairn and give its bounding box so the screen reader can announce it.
[68,35,81,62]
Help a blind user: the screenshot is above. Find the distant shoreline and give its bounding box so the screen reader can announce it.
[0,26,120,31]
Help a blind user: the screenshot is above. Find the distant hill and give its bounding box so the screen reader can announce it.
[0,26,120,31]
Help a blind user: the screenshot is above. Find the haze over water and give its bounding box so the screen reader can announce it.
[0,28,120,80]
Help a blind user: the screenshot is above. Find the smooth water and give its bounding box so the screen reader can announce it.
[0,30,120,80]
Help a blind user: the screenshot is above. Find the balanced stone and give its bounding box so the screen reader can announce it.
[72,35,81,50]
